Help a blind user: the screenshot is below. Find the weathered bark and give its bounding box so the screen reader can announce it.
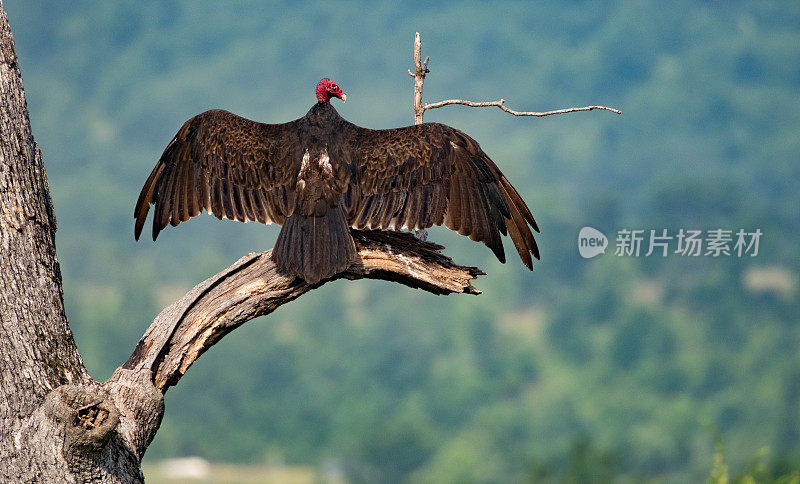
[0,1,111,480]
[0,1,89,414]
[0,6,483,482]
[120,230,482,393]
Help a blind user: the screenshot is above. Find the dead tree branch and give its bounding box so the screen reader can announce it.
[408,31,621,122]
[118,229,483,393]
[408,32,429,124]
[423,99,622,116]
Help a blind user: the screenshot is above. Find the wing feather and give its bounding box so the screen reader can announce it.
[176,159,190,223]
[134,163,164,237]
[249,189,266,224]
[454,176,471,236]
[380,192,395,228]
[263,189,282,224]
[210,177,223,220]
[134,109,301,240]
[470,183,488,243]
[444,172,462,233]
[242,188,256,222]
[232,184,245,222]
[198,165,211,214]
[187,160,200,218]
[342,122,538,268]
[417,185,432,228]
[136,106,538,268]
[158,163,177,229]
[220,177,235,221]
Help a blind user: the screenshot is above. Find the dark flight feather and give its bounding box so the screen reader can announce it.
[135,98,539,283]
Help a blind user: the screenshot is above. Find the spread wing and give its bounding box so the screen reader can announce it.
[134,109,303,241]
[340,122,539,268]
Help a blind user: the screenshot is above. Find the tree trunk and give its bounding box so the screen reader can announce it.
[0,6,484,482]
[0,3,154,481]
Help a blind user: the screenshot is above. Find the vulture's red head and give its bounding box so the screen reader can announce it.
[316,78,346,104]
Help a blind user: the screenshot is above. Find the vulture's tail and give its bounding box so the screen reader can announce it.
[272,206,357,284]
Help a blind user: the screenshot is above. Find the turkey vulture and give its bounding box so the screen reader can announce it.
[134,78,539,283]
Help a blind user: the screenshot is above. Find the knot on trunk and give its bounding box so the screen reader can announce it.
[44,385,120,460]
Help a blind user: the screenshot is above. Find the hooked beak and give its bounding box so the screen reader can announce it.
[340,93,347,103]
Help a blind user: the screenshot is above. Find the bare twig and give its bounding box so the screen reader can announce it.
[409,32,429,125]
[423,99,622,116]
[119,229,483,392]
[408,32,621,123]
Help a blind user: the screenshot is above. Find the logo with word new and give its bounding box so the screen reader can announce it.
[578,227,608,259]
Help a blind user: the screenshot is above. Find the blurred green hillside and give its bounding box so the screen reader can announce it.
[4,0,800,481]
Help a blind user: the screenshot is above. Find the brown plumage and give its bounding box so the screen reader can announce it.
[134,79,539,283]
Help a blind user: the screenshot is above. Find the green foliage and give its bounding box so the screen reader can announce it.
[4,0,800,481]
[707,429,800,484]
